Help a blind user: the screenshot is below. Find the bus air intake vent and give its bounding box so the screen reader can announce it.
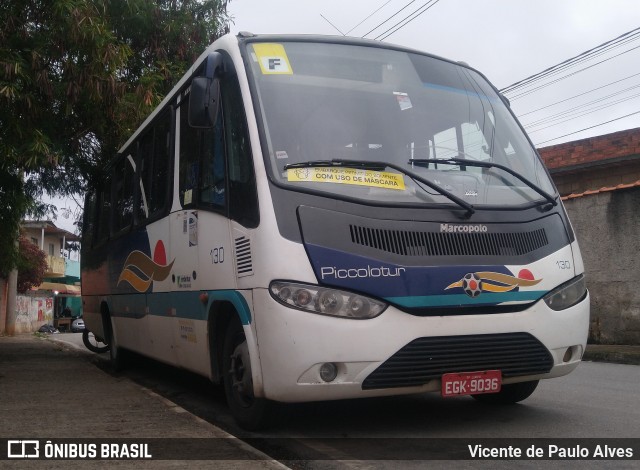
[362,332,553,390]
[235,236,253,277]
[349,225,548,257]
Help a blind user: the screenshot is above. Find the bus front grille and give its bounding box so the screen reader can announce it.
[349,225,548,257]
[362,332,553,390]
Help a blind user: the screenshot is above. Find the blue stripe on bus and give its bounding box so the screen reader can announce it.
[386,291,547,308]
[422,82,500,102]
[113,289,252,325]
[164,290,252,325]
[204,290,252,325]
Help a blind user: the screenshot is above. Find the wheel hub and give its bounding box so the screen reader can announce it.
[229,341,254,406]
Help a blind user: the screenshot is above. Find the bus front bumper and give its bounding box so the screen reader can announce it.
[252,289,590,403]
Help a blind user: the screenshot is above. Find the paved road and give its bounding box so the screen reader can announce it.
[51,333,639,468]
[0,334,286,469]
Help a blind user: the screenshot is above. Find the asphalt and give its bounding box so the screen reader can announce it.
[0,333,638,468]
[0,333,289,469]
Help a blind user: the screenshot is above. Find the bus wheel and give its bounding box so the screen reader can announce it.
[472,380,539,404]
[106,313,127,372]
[223,317,272,430]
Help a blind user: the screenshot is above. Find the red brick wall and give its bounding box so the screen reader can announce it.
[537,127,640,196]
[538,126,640,170]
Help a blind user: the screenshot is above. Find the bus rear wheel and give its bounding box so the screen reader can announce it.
[223,317,272,430]
[472,380,539,404]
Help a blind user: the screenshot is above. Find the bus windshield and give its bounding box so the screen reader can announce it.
[246,40,556,207]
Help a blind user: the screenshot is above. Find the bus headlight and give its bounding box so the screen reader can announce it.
[543,274,587,311]
[270,281,387,319]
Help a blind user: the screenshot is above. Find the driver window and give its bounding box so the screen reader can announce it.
[178,92,226,210]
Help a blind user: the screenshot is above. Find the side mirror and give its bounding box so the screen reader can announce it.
[188,77,220,128]
[188,52,224,128]
[499,93,511,107]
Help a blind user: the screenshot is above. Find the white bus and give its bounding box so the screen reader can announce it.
[81,33,589,430]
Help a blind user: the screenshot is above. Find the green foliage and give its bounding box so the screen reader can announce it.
[0,0,230,274]
[16,234,47,293]
[0,170,29,277]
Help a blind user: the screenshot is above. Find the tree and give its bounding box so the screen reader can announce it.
[0,170,29,278]
[16,235,47,294]
[0,0,230,273]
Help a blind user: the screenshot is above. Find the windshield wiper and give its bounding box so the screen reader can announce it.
[284,159,475,218]
[409,158,558,209]
[284,159,387,171]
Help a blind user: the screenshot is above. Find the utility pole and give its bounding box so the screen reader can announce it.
[4,234,19,335]
[6,268,18,335]
[0,278,7,334]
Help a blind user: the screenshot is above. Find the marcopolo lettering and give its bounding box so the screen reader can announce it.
[321,265,406,280]
[440,223,488,233]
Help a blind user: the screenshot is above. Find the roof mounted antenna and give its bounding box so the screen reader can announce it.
[320,14,346,36]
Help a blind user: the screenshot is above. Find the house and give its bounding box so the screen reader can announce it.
[3,221,82,333]
[538,126,640,345]
[21,220,80,278]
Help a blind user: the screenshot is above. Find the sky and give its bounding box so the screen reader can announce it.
[48,0,640,232]
[227,0,640,147]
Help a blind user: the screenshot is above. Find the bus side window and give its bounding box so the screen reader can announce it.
[150,116,171,215]
[179,98,201,207]
[179,87,225,211]
[138,110,171,222]
[82,189,96,248]
[113,155,135,233]
[138,132,153,221]
[199,109,226,208]
[95,176,111,245]
[221,73,259,228]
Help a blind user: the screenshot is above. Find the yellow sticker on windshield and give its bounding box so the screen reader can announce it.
[253,43,293,75]
[287,167,405,190]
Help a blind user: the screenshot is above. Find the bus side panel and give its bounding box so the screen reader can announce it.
[107,229,152,355]
[144,216,177,365]
[81,241,112,338]
[173,211,236,376]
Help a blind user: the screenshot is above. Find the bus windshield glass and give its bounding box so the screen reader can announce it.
[247,40,555,207]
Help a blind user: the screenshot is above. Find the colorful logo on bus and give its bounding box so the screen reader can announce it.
[446,269,542,298]
[117,240,174,293]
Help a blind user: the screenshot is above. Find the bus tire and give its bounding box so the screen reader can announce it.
[472,380,539,404]
[223,316,272,431]
[105,312,127,372]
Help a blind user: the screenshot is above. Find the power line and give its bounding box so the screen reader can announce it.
[518,71,640,117]
[508,42,640,100]
[534,110,640,146]
[345,0,392,35]
[505,31,640,97]
[501,26,640,94]
[500,26,640,94]
[362,0,419,38]
[524,84,640,128]
[527,91,640,133]
[376,0,441,41]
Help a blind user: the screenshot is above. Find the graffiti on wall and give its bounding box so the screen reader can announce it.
[16,296,31,324]
[15,296,54,324]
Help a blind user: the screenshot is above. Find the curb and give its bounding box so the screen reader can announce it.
[42,333,290,469]
[583,345,640,366]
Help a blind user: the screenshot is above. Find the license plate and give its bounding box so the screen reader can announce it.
[441,370,502,397]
